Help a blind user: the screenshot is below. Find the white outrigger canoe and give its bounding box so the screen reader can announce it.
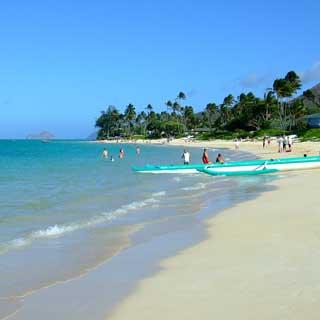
[199,155,320,176]
[132,156,320,175]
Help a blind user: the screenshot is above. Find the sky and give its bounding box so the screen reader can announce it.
[1,0,320,139]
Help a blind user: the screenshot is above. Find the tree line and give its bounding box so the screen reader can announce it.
[95,71,320,140]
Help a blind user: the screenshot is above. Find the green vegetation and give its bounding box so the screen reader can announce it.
[298,129,320,141]
[95,71,320,140]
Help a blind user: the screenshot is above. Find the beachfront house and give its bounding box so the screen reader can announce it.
[299,113,320,128]
[192,128,211,134]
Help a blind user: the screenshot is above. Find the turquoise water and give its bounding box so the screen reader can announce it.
[0,140,272,319]
[0,140,253,252]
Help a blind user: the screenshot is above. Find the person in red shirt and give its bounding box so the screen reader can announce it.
[202,148,211,164]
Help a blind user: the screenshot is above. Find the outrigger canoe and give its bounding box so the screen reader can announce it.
[132,163,208,174]
[132,156,320,175]
[199,155,320,176]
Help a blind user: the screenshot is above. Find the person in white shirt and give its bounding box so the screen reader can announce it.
[234,138,240,150]
[182,149,190,165]
[278,136,283,153]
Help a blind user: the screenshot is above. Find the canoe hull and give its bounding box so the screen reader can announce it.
[132,164,207,174]
[132,156,320,175]
[201,156,320,176]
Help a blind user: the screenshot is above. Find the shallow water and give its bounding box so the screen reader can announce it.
[0,140,275,319]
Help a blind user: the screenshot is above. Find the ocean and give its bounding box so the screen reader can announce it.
[0,140,276,319]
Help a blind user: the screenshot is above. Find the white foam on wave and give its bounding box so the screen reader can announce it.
[1,190,167,254]
[102,191,166,220]
[152,191,166,197]
[9,237,31,248]
[32,224,78,238]
[0,237,32,255]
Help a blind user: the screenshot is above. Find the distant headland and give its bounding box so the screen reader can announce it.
[26,131,55,140]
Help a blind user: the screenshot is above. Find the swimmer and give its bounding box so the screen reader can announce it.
[216,153,225,164]
[102,148,108,158]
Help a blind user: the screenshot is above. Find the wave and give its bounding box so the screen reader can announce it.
[32,225,79,238]
[0,191,166,255]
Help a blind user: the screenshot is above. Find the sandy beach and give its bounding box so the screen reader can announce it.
[98,137,320,159]
[108,140,320,320]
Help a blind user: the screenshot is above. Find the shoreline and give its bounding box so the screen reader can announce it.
[95,138,320,159]
[3,140,320,319]
[107,141,320,320]
[1,142,259,320]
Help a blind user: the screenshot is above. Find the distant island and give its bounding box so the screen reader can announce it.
[26,131,55,140]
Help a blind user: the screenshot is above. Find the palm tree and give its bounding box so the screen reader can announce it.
[95,105,120,138]
[172,101,181,115]
[205,103,218,131]
[223,94,235,108]
[165,100,173,120]
[263,89,277,122]
[146,104,153,115]
[290,99,307,129]
[177,91,186,101]
[273,71,302,130]
[183,106,197,130]
[124,104,136,136]
[176,92,186,131]
[140,111,147,136]
[219,94,235,126]
[285,71,301,93]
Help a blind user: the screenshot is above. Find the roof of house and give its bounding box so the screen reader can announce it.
[300,112,320,120]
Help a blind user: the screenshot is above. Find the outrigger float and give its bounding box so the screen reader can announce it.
[132,156,320,176]
[132,163,208,174]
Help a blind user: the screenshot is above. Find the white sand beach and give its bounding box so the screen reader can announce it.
[98,137,320,159]
[108,140,320,320]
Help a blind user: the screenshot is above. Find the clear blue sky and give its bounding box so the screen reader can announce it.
[1,0,320,138]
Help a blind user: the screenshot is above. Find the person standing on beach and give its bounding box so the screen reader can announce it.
[262,136,266,149]
[278,136,283,153]
[283,135,287,152]
[119,148,124,158]
[288,136,293,152]
[182,149,190,165]
[202,148,211,164]
[102,148,108,158]
[234,138,240,150]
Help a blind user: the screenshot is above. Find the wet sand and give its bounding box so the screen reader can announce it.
[108,140,320,320]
